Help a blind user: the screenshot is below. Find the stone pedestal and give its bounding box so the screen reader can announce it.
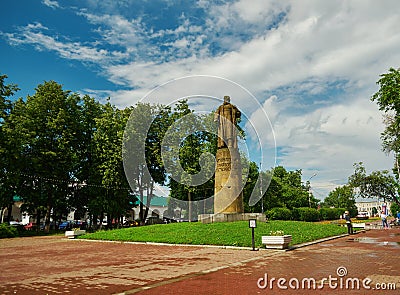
[198,213,266,224]
[214,148,243,214]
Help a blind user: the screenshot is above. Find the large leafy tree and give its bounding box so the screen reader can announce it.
[92,101,132,226]
[348,162,400,206]
[68,95,104,224]
[371,67,400,174]
[124,102,174,224]
[275,166,317,209]
[0,74,20,223]
[165,104,216,220]
[6,81,82,231]
[323,185,356,212]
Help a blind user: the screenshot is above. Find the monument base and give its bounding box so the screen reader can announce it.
[198,213,266,224]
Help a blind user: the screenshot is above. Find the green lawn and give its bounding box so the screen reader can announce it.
[79,220,347,248]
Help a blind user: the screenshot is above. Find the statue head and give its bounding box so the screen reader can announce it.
[223,96,231,104]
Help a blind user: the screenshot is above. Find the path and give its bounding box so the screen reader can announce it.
[0,228,399,294]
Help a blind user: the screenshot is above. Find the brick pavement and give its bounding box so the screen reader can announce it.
[132,228,400,295]
[0,228,399,295]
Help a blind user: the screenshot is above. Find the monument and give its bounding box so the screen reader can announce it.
[213,96,243,214]
[198,96,266,223]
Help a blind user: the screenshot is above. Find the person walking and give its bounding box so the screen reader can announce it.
[381,211,389,229]
[344,211,353,235]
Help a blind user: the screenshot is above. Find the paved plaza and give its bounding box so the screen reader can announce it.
[0,228,399,294]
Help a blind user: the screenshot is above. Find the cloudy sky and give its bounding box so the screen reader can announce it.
[1,0,399,200]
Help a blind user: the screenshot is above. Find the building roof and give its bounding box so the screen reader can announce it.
[133,195,168,207]
[13,195,22,202]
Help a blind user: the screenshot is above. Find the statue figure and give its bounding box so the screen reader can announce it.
[214,96,241,149]
[213,96,243,214]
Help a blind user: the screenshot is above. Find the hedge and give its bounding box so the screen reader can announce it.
[0,223,18,239]
[319,208,346,220]
[292,207,320,222]
[266,207,292,220]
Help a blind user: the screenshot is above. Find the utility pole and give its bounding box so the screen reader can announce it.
[308,173,317,208]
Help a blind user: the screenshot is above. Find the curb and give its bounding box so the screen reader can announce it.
[73,231,359,252]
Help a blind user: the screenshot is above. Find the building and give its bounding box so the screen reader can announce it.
[132,195,171,220]
[355,200,393,217]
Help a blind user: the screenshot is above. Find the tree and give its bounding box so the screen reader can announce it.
[6,81,82,231]
[390,202,400,217]
[92,101,132,226]
[69,95,104,227]
[124,102,173,224]
[270,166,318,209]
[323,185,357,214]
[348,162,400,206]
[165,104,217,220]
[371,67,400,176]
[0,74,20,223]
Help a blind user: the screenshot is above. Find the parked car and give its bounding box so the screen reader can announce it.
[73,220,87,229]
[24,222,35,231]
[59,221,72,230]
[356,212,369,220]
[145,216,163,225]
[162,217,177,224]
[123,220,139,227]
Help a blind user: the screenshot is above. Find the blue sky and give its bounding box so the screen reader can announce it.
[1,0,400,200]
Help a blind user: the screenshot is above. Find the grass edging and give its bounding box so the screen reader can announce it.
[79,220,348,248]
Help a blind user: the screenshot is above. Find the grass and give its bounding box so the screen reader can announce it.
[79,220,348,248]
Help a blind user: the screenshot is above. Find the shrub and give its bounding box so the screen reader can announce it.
[266,207,292,220]
[319,208,346,220]
[0,223,18,238]
[292,207,320,222]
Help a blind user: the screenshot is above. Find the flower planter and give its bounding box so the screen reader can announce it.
[261,235,292,249]
[65,230,86,239]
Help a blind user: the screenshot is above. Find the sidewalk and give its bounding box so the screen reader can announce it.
[129,228,400,295]
[0,228,399,294]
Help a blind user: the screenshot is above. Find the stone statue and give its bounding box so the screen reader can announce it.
[213,96,243,214]
[214,96,241,149]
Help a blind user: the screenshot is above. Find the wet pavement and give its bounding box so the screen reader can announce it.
[0,227,399,294]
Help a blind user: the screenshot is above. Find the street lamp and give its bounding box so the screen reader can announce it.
[260,162,264,214]
[307,173,317,208]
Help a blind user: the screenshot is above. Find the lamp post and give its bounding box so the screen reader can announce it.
[307,173,317,208]
[260,163,264,214]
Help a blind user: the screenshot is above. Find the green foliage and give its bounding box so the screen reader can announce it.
[292,207,320,222]
[266,207,292,220]
[80,220,347,247]
[348,162,400,206]
[0,223,18,238]
[318,208,346,220]
[390,202,400,216]
[371,67,400,114]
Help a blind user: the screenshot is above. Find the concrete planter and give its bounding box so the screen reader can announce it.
[261,235,292,249]
[65,230,86,239]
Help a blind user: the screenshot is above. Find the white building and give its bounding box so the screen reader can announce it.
[355,200,393,217]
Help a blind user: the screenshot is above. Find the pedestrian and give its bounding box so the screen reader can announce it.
[381,211,389,229]
[344,211,353,235]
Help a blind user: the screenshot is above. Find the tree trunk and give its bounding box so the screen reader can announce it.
[6,203,12,223]
[44,202,52,233]
[36,209,41,232]
[139,188,145,226]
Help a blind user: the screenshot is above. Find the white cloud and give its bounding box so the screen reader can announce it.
[3,0,400,199]
[80,1,399,199]
[248,92,393,197]
[42,0,59,9]
[2,22,128,63]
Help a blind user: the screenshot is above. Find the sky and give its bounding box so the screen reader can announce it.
[1,0,399,201]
